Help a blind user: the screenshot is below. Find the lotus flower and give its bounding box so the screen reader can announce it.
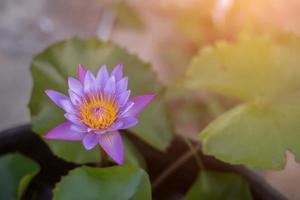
[44,64,155,165]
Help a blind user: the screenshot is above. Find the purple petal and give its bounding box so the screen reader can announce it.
[64,113,83,126]
[70,124,88,132]
[107,121,123,132]
[77,64,87,83]
[116,77,128,93]
[117,90,131,107]
[60,99,76,113]
[125,94,156,117]
[99,131,124,165]
[95,130,107,135]
[87,128,95,132]
[83,133,99,150]
[96,65,109,90]
[119,101,134,117]
[119,117,138,129]
[84,71,96,94]
[69,89,82,105]
[68,77,84,96]
[111,64,123,81]
[45,90,69,109]
[104,76,116,96]
[44,122,85,141]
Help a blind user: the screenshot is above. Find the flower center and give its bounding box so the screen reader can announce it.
[79,94,119,130]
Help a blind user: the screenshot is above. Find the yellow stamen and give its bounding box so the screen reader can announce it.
[79,94,119,130]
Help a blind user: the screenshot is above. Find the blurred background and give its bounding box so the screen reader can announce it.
[1,0,300,199]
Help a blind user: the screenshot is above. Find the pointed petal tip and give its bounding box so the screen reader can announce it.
[147,93,157,99]
[104,75,116,95]
[43,133,52,139]
[101,64,108,67]
[68,76,84,96]
[99,131,124,165]
[116,157,125,165]
[96,65,109,90]
[125,93,156,117]
[44,89,55,96]
[68,76,76,86]
[77,64,87,83]
[143,93,157,102]
[43,122,85,141]
[111,64,124,80]
[83,133,99,150]
[113,63,123,70]
[148,93,156,102]
[44,89,50,94]
[44,89,70,110]
[43,133,62,140]
[78,64,85,68]
[99,64,108,72]
[84,71,97,93]
[116,63,123,69]
[44,90,52,99]
[112,153,125,165]
[83,144,96,150]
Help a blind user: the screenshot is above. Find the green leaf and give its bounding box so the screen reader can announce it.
[18,174,36,199]
[53,165,151,200]
[48,140,101,164]
[183,170,252,200]
[185,34,300,102]
[201,100,300,169]
[28,37,173,163]
[130,95,173,150]
[185,34,300,169]
[0,153,40,200]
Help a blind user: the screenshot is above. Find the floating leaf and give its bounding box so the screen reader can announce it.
[47,140,100,164]
[53,165,151,200]
[183,170,252,200]
[0,153,40,200]
[185,34,300,169]
[28,38,173,163]
[186,34,300,102]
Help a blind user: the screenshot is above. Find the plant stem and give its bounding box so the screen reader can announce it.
[152,144,202,190]
[182,136,205,170]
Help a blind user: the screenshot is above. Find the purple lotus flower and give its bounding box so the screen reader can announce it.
[44,64,155,165]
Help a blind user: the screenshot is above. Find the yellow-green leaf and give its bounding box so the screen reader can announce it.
[183,170,252,200]
[53,165,151,200]
[0,153,40,200]
[186,34,300,169]
[185,34,300,102]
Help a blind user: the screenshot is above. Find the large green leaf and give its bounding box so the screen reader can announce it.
[47,140,100,164]
[201,100,300,169]
[0,153,40,200]
[185,34,300,102]
[185,34,300,169]
[28,38,173,163]
[53,165,151,200]
[183,170,252,200]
